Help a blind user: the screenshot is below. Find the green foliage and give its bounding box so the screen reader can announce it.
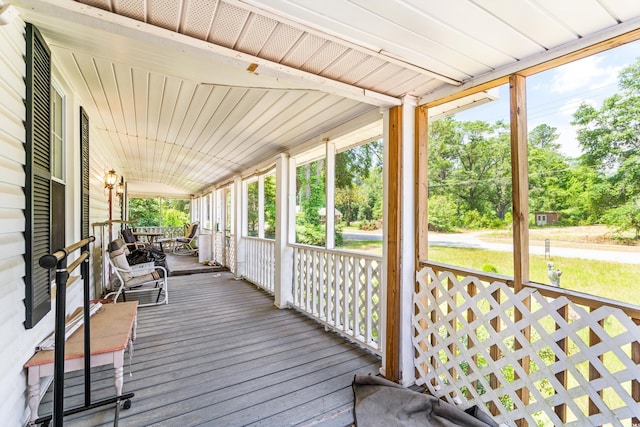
[128,197,190,227]
[427,194,457,232]
[570,58,640,236]
[602,199,640,239]
[335,185,366,226]
[481,263,498,273]
[129,198,160,226]
[247,181,259,236]
[264,175,277,238]
[162,208,190,227]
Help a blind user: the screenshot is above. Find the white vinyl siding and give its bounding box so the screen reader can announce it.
[0,18,40,426]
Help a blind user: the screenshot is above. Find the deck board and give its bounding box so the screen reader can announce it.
[38,271,380,426]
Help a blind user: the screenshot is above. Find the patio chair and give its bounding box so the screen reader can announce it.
[105,238,168,306]
[167,221,199,255]
[121,227,145,250]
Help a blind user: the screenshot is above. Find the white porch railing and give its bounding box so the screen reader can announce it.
[291,245,382,355]
[414,261,640,427]
[131,225,183,238]
[244,237,275,293]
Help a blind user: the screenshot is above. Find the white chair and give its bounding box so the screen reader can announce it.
[105,238,168,306]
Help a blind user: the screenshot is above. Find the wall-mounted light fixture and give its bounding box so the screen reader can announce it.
[116,180,125,197]
[104,169,118,189]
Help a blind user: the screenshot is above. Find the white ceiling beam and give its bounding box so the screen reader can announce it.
[15,0,401,107]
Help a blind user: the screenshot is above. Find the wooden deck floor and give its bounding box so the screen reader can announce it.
[39,271,381,426]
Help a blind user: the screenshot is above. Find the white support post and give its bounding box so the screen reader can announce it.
[233,176,246,279]
[274,153,294,308]
[211,188,219,263]
[380,107,390,378]
[258,175,265,239]
[399,95,417,385]
[325,139,336,249]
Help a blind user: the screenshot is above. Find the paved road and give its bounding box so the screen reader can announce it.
[343,231,640,264]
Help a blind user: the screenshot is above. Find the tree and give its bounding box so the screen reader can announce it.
[428,118,512,225]
[572,58,640,238]
[527,124,572,215]
[335,140,382,188]
[247,181,259,236]
[129,198,160,226]
[602,199,640,239]
[264,175,276,238]
[336,185,366,226]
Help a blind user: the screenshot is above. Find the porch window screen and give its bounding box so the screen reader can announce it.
[24,23,52,329]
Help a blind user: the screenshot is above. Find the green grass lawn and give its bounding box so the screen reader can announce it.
[338,239,639,306]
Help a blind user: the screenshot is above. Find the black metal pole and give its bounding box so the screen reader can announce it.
[82,248,91,406]
[52,254,69,427]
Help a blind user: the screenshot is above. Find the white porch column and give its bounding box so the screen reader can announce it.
[258,174,265,238]
[325,139,336,249]
[399,95,417,385]
[233,176,246,279]
[211,188,219,263]
[274,153,294,308]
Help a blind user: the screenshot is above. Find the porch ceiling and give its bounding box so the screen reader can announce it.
[13,0,640,196]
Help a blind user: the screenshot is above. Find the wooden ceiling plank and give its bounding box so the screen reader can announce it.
[534,0,618,35]
[146,73,166,141]
[215,91,327,159]
[195,88,266,154]
[181,85,232,149]
[155,76,183,143]
[172,84,214,148]
[72,54,117,131]
[203,90,308,156]
[165,80,198,145]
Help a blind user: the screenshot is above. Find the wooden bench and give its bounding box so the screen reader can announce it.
[24,301,138,424]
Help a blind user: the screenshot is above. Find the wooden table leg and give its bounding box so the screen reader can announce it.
[27,366,41,424]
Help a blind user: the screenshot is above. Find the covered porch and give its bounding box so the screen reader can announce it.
[38,271,380,426]
[2,0,640,426]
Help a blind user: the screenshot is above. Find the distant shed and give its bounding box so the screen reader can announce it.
[534,212,561,226]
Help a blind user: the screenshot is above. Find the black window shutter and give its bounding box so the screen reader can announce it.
[80,107,90,240]
[24,23,52,329]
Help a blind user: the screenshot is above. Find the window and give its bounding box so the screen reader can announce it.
[295,158,326,246]
[203,193,212,229]
[51,84,64,181]
[247,180,259,237]
[427,83,514,277]
[50,84,66,253]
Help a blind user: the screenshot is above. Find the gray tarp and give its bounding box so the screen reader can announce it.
[352,375,499,427]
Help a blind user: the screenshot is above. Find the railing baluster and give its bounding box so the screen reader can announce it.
[467,282,477,399]
[555,304,569,423]
[365,259,373,346]
[588,308,603,426]
[430,269,440,391]
[632,319,640,426]
[447,275,457,401]
[489,288,501,416]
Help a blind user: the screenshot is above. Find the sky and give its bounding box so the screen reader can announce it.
[454,39,640,158]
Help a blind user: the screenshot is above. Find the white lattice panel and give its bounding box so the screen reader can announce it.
[226,234,236,274]
[214,231,224,264]
[413,266,640,426]
[292,246,382,355]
